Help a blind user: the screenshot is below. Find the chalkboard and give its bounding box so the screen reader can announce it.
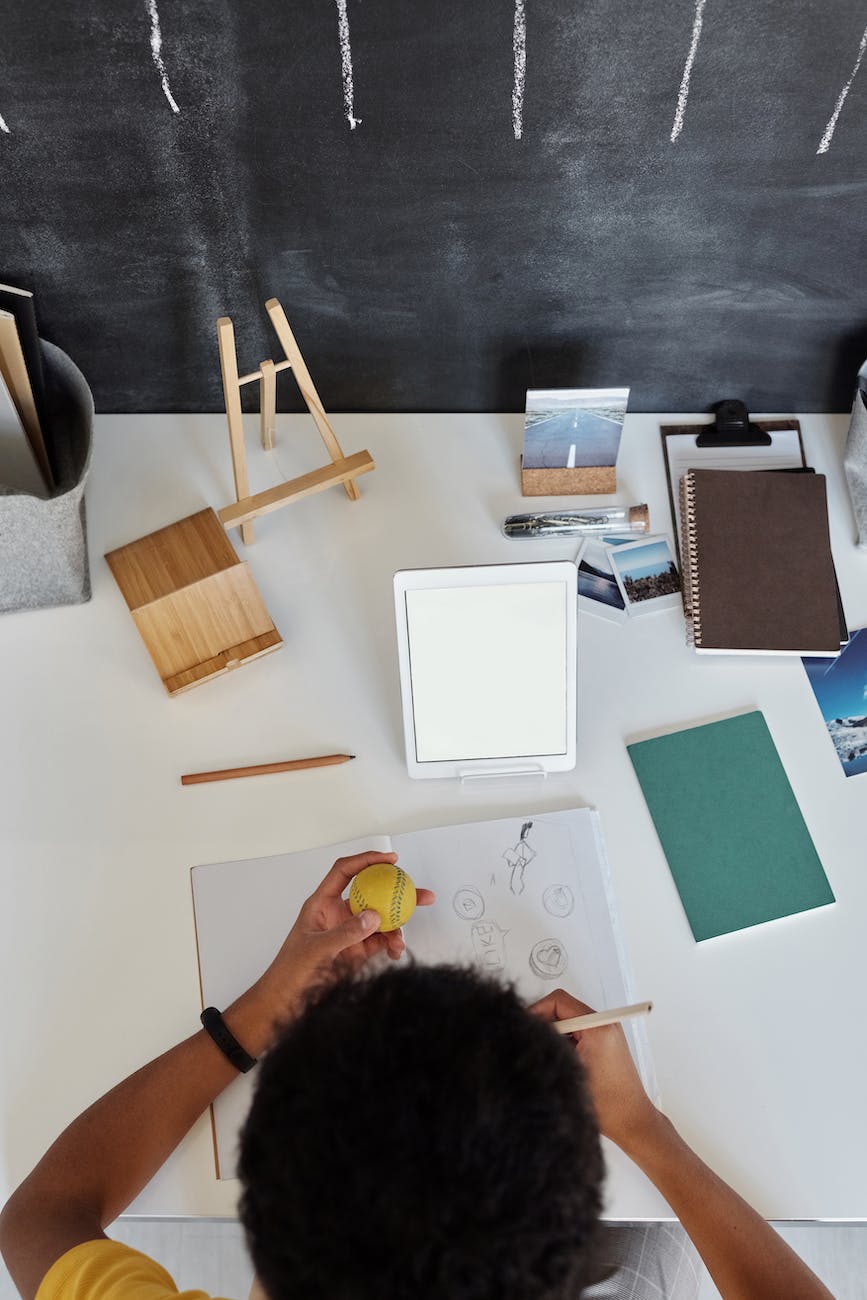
[2,1,866,413]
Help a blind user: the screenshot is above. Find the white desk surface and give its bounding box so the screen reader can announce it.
[1,412,864,1222]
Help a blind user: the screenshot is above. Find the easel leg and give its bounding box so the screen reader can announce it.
[217,316,255,545]
[259,358,276,450]
[265,297,360,501]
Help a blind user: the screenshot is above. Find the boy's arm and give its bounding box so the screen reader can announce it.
[0,981,283,1300]
[0,851,432,1300]
[619,1111,834,1300]
[531,990,834,1300]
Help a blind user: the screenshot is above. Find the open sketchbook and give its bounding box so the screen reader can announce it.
[192,809,654,1180]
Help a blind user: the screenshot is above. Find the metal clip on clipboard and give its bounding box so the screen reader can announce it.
[660,401,806,564]
[695,399,773,448]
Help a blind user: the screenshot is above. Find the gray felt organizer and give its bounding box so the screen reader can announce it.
[0,341,93,613]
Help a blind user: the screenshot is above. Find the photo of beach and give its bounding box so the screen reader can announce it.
[576,536,635,622]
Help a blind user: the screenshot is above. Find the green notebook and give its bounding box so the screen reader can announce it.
[627,711,834,942]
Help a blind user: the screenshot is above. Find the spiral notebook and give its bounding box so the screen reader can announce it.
[679,469,841,655]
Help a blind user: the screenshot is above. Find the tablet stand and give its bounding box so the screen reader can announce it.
[458,765,548,785]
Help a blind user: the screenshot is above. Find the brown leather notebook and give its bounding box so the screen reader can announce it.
[680,469,842,655]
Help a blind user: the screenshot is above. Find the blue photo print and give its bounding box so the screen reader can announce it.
[523,388,629,469]
[610,537,681,608]
[802,628,867,776]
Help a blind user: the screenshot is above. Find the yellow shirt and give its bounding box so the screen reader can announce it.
[35,1240,230,1300]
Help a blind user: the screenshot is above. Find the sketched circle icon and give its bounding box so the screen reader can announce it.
[543,884,574,918]
[529,938,568,979]
[453,888,485,921]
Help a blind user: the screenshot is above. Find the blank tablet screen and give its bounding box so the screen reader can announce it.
[404,581,568,763]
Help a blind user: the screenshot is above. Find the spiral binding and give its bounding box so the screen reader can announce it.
[680,472,702,648]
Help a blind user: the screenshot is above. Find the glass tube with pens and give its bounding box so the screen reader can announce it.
[503,504,650,539]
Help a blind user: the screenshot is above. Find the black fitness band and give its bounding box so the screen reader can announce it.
[200,1006,258,1073]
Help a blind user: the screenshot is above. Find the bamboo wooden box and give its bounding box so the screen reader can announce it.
[105,509,282,695]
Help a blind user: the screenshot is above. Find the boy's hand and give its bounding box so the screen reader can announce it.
[252,851,435,1028]
[530,988,659,1151]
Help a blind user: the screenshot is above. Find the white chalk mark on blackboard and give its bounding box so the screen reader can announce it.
[817,22,867,154]
[146,0,180,113]
[0,115,9,135]
[512,0,526,140]
[670,0,706,143]
[335,0,361,130]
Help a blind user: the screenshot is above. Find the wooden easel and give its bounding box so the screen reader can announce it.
[216,298,375,544]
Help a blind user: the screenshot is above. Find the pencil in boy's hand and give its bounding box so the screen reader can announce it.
[181,754,355,785]
[553,1000,652,1035]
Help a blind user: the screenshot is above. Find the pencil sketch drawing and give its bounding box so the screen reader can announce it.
[529,937,568,979]
[453,887,485,921]
[471,921,509,972]
[543,884,574,918]
[503,821,535,895]
[146,0,180,114]
[670,0,706,143]
[817,21,867,154]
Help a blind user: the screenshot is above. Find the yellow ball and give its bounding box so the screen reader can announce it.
[349,863,416,933]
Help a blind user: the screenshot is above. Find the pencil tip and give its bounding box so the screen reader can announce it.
[348,754,356,760]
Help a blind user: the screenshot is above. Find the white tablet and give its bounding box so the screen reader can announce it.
[393,562,577,780]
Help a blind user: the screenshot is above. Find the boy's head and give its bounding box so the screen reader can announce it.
[239,964,603,1300]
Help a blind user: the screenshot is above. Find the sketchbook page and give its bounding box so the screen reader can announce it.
[192,834,393,1179]
[394,809,654,1095]
[664,429,803,547]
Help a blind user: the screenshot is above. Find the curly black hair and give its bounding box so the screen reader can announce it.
[239,964,604,1300]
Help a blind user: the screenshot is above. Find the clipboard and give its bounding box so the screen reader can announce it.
[661,401,806,562]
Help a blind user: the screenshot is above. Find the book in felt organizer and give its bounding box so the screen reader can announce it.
[0,310,52,488]
[679,469,841,655]
[0,284,45,421]
[627,712,835,943]
[0,367,47,495]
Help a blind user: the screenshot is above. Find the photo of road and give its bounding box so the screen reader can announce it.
[524,408,621,468]
[523,387,628,470]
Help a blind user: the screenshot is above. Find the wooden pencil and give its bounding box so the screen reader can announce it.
[553,1000,653,1035]
[181,753,355,785]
